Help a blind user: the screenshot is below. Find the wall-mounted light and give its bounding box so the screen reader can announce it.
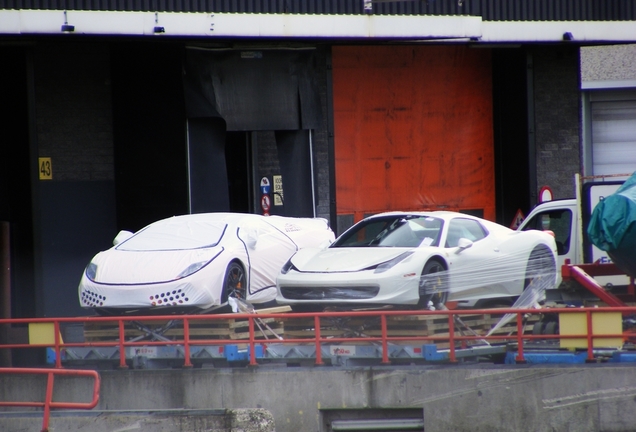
[154,12,165,34]
[563,32,574,41]
[363,0,372,14]
[61,11,75,33]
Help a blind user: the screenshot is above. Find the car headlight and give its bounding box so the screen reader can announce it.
[373,251,414,274]
[177,261,207,279]
[85,263,97,281]
[280,258,298,275]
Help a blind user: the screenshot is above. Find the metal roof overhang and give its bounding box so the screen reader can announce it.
[0,11,635,43]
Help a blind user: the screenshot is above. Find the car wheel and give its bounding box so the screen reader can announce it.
[543,320,558,335]
[418,260,448,309]
[524,245,556,291]
[222,261,247,304]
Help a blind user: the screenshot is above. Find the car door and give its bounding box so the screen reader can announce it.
[444,218,515,300]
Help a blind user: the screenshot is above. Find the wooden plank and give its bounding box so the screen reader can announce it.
[84,317,286,341]
[256,306,292,314]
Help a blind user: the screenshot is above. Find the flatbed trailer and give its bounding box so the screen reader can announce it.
[557,259,636,308]
[2,303,635,369]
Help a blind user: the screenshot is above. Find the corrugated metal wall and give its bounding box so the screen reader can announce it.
[1,0,634,21]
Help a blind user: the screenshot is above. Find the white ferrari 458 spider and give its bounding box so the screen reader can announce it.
[276,211,558,310]
[78,213,335,314]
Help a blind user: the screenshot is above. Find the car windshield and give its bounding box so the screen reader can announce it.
[116,219,227,251]
[332,215,443,248]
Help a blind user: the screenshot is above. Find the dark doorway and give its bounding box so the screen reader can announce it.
[111,42,188,231]
[226,131,252,213]
[492,48,531,227]
[0,47,35,320]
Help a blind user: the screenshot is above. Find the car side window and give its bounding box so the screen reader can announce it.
[445,218,487,248]
[520,209,572,255]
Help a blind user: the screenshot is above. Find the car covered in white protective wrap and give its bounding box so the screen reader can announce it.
[78,213,335,314]
[275,211,559,310]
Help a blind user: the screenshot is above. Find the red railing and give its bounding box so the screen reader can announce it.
[0,367,100,432]
[0,306,632,368]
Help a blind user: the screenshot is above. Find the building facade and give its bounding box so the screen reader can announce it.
[0,1,635,318]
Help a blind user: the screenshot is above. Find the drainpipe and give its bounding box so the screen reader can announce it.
[309,130,316,218]
[526,49,537,209]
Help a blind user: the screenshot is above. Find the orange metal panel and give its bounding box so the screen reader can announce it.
[333,45,495,222]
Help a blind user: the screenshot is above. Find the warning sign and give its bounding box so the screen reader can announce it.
[510,209,525,229]
[260,177,271,195]
[261,195,271,213]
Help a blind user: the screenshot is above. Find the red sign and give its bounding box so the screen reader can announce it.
[510,209,525,229]
[261,195,271,213]
[539,186,553,203]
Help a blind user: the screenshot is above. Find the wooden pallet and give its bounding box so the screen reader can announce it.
[480,312,541,338]
[83,318,285,342]
[282,314,449,339]
[82,308,539,343]
[281,312,539,341]
[83,307,289,342]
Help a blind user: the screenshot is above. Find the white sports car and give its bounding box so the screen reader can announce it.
[276,211,558,310]
[78,213,335,314]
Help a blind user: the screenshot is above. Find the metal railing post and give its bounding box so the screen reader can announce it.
[314,315,323,365]
[53,321,62,369]
[448,312,456,363]
[248,316,257,367]
[381,314,389,364]
[586,309,595,362]
[118,319,128,369]
[183,317,192,368]
[515,312,526,363]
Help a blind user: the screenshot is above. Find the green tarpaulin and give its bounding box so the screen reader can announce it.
[588,172,636,278]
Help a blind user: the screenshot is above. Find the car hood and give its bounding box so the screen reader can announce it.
[290,247,413,272]
[88,247,223,284]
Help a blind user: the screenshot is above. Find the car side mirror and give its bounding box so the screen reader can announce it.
[455,237,473,253]
[113,230,133,246]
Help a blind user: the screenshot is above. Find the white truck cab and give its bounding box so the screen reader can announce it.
[517,175,628,290]
[517,199,579,273]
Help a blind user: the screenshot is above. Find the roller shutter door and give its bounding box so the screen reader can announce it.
[332,45,495,225]
[591,90,636,176]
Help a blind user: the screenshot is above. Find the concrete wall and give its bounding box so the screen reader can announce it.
[0,408,275,431]
[581,44,636,83]
[3,365,636,431]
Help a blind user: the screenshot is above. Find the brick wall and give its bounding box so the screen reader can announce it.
[532,46,581,199]
[34,42,114,181]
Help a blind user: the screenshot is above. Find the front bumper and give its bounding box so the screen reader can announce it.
[276,270,420,305]
[78,276,218,310]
